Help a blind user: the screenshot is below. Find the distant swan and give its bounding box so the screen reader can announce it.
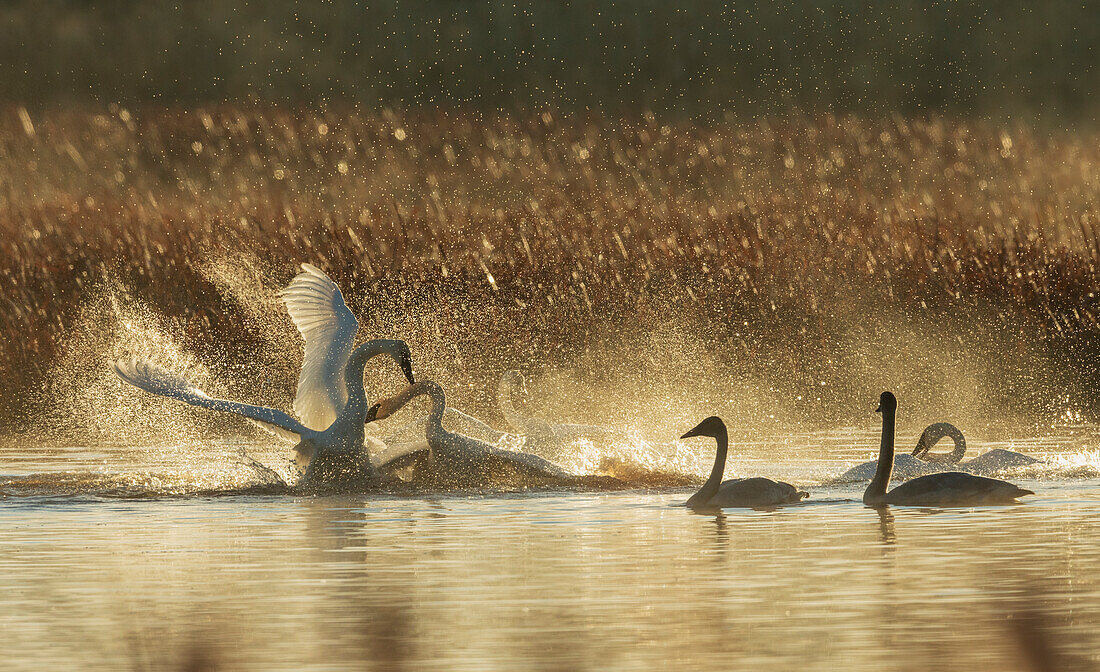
[680,416,808,508]
[113,337,414,487]
[863,392,1032,506]
[836,422,967,482]
[961,448,1041,473]
[368,380,574,488]
[837,419,1041,482]
[497,369,620,455]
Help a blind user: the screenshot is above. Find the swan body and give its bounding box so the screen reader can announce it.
[369,380,573,488]
[961,448,1041,473]
[863,392,1032,507]
[681,416,808,508]
[497,369,620,455]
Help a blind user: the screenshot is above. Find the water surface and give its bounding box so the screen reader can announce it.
[3,430,1099,671]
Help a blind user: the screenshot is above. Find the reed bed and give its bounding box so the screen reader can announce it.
[2,106,1099,432]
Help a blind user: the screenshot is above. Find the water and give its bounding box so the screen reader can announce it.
[3,430,1100,671]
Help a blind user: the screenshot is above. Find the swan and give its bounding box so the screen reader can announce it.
[497,369,620,454]
[680,416,808,508]
[367,380,575,488]
[837,419,1041,482]
[863,392,1033,506]
[835,422,968,482]
[961,448,1042,473]
[285,263,504,451]
[112,336,414,487]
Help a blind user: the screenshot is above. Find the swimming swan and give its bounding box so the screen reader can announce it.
[837,421,1040,482]
[863,392,1033,506]
[680,416,808,508]
[112,337,414,486]
[368,380,574,488]
[836,422,968,482]
[497,369,620,454]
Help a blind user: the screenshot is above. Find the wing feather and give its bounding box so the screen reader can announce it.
[280,263,359,430]
[112,358,312,439]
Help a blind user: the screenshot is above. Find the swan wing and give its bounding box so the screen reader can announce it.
[281,263,359,430]
[714,477,807,507]
[112,358,313,439]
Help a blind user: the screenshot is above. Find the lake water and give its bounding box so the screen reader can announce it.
[3,428,1100,671]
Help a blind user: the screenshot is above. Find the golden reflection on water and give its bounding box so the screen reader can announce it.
[1,483,1100,670]
[3,431,1100,670]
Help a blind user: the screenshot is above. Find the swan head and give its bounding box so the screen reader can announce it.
[681,416,727,440]
[381,339,415,385]
[876,391,897,414]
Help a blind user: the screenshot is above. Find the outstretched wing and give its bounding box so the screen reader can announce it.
[280,263,359,431]
[112,358,313,439]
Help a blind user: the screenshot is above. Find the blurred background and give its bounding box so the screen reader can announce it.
[1,0,1096,119]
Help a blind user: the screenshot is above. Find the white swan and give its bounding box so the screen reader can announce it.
[368,380,574,488]
[864,392,1032,506]
[113,336,413,487]
[835,422,968,482]
[284,264,507,454]
[280,263,415,431]
[114,263,415,487]
[497,369,620,454]
[837,420,1040,483]
[961,448,1042,473]
[680,416,808,508]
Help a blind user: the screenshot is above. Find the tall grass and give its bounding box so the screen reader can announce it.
[2,106,1100,432]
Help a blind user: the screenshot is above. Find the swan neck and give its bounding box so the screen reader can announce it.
[344,339,401,411]
[867,408,896,501]
[687,426,727,507]
[384,381,446,435]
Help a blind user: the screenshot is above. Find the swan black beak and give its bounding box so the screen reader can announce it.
[680,428,703,440]
[875,404,882,413]
[365,402,380,423]
[400,357,415,385]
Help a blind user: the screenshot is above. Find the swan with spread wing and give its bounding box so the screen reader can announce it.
[113,264,414,487]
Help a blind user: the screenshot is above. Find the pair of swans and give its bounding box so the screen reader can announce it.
[680,392,1033,508]
[115,264,573,489]
[836,420,1040,483]
[863,392,1033,506]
